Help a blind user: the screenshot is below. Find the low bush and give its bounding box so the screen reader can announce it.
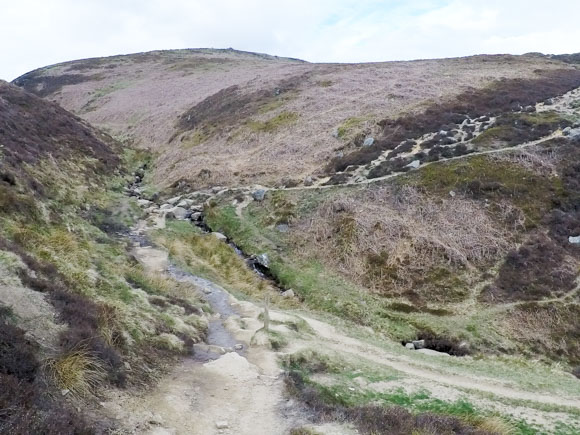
[484,234,576,302]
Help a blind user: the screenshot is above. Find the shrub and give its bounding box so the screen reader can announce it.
[484,234,576,302]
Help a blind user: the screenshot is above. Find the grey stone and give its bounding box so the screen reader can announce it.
[191,212,203,221]
[166,207,188,220]
[160,203,173,211]
[166,195,182,205]
[412,340,425,349]
[406,160,420,169]
[568,235,580,244]
[252,189,267,201]
[190,204,204,212]
[282,289,295,298]
[405,343,415,350]
[332,129,340,138]
[276,224,289,233]
[137,199,152,207]
[215,421,229,429]
[449,190,456,198]
[212,232,228,242]
[256,253,269,268]
[304,176,314,186]
[234,344,244,350]
[416,348,450,357]
[363,137,375,147]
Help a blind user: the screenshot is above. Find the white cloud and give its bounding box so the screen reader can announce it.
[1,0,579,80]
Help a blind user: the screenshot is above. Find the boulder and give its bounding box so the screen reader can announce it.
[568,235,580,244]
[165,207,189,220]
[412,340,425,350]
[416,348,450,357]
[212,232,228,242]
[177,199,194,208]
[166,195,182,205]
[191,212,203,221]
[363,137,375,147]
[190,204,204,212]
[304,176,314,186]
[137,199,152,207]
[255,253,270,268]
[282,289,295,298]
[159,203,173,211]
[406,160,420,169]
[252,189,266,201]
[405,343,415,350]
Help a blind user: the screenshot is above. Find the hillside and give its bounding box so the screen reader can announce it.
[0,81,208,433]
[13,49,580,189]
[5,50,580,434]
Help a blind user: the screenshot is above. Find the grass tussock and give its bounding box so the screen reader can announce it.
[45,349,106,397]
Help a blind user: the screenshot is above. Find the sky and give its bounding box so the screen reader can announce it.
[1,0,580,81]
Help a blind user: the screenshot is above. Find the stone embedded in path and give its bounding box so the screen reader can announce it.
[568,235,580,244]
[416,348,450,357]
[215,421,229,429]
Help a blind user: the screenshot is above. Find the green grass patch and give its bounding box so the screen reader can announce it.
[247,111,299,133]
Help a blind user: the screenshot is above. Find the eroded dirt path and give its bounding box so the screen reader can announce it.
[103,230,299,435]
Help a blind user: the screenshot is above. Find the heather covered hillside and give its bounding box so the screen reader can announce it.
[14,49,580,189]
[5,50,580,434]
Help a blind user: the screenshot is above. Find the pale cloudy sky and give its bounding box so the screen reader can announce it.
[1,0,579,81]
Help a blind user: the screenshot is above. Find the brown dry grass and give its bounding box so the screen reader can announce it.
[45,348,106,397]
[14,49,577,188]
[298,186,512,295]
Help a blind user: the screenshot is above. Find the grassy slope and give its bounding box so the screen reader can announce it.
[0,83,207,433]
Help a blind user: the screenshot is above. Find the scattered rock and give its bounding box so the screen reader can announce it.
[160,203,173,211]
[137,199,152,207]
[449,190,456,198]
[304,176,314,186]
[416,348,450,357]
[282,289,295,298]
[255,253,269,268]
[215,421,229,430]
[252,189,266,201]
[166,195,182,205]
[234,344,244,350]
[190,204,204,212]
[568,235,580,244]
[332,128,340,138]
[406,160,420,169]
[212,232,228,242]
[165,207,189,220]
[61,389,70,396]
[276,224,289,233]
[363,137,375,147]
[405,343,415,350]
[191,212,203,221]
[412,340,425,350]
